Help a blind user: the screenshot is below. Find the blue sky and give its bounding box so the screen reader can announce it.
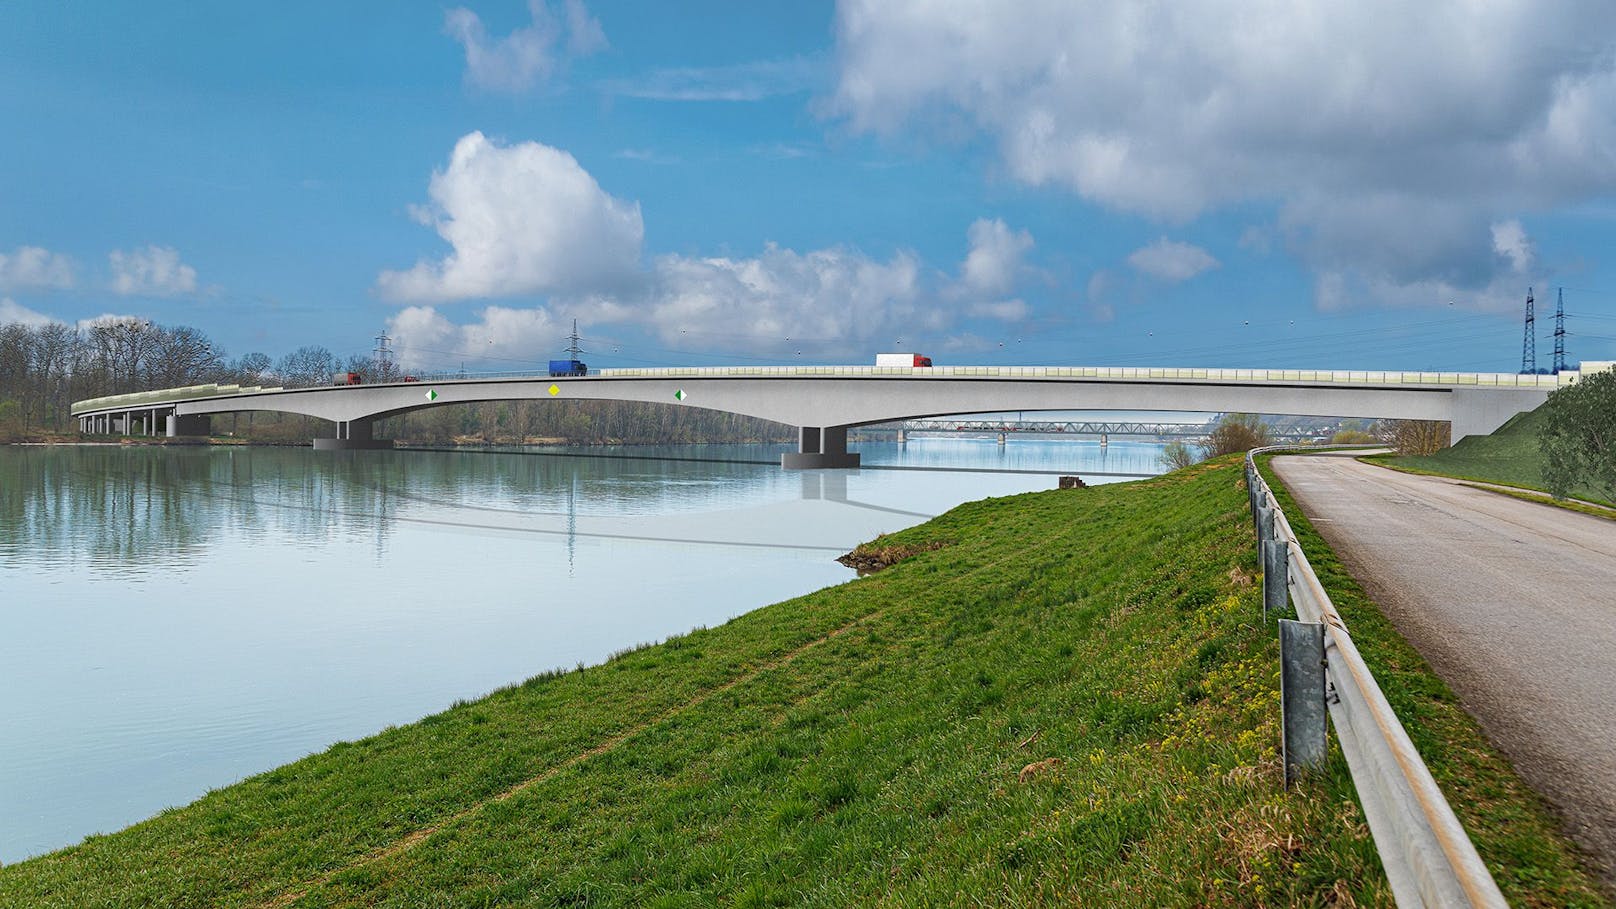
[3,1,1615,375]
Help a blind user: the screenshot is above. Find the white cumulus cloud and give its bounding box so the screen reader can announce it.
[387,304,565,369]
[832,0,1616,306]
[1126,238,1220,283]
[0,246,75,290]
[643,244,925,350]
[376,131,645,303]
[446,0,605,94]
[957,218,1033,297]
[0,297,56,327]
[1491,219,1534,273]
[109,246,198,296]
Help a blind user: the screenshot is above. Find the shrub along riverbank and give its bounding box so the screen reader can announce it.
[2,457,1605,907]
[1369,406,1614,507]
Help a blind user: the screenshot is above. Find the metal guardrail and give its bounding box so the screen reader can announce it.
[598,364,1577,387]
[1246,447,1507,908]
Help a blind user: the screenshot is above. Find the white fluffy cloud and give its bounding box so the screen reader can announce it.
[643,244,925,349]
[376,131,645,303]
[0,297,55,327]
[108,246,197,296]
[1491,219,1534,274]
[1126,239,1220,283]
[387,304,565,369]
[381,136,1049,361]
[0,246,75,290]
[957,218,1033,297]
[387,246,930,367]
[446,0,605,94]
[832,1,1616,306]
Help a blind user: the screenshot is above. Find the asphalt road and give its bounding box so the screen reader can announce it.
[1271,453,1616,885]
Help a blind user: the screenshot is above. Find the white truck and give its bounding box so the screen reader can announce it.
[875,352,933,367]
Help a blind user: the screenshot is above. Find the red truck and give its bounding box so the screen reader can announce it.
[332,372,364,386]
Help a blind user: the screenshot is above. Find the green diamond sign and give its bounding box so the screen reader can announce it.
[425,389,438,401]
[674,389,687,401]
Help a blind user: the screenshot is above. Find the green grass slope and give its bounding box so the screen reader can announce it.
[1371,407,1613,506]
[1,458,1605,907]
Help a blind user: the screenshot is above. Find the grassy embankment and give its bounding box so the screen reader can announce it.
[1366,407,1614,509]
[1,457,1606,907]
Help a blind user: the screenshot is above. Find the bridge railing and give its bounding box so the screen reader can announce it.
[70,384,282,416]
[1247,448,1507,908]
[595,364,1578,387]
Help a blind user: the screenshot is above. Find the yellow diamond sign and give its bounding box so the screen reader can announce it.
[548,384,561,396]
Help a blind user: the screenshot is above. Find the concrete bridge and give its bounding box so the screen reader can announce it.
[70,364,1580,468]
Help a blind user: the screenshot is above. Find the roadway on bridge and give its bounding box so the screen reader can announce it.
[1271,452,1616,885]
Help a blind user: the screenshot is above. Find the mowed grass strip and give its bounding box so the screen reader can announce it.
[3,458,1607,907]
[1367,406,1613,507]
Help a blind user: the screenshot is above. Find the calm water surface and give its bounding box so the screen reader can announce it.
[0,439,1164,863]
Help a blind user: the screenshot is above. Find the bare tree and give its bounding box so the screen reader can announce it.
[276,345,338,388]
[233,352,273,386]
[1159,440,1199,471]
[87,318,160,390]
[1382,419,1450,455]
[1202,413,1273,457]
[148,325,224,388]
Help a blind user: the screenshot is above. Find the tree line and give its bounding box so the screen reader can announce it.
[1157,414,1452,470]
[0,318,791,445]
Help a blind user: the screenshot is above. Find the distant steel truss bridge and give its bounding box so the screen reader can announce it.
[866,419,1335,441]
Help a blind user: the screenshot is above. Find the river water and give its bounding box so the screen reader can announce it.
[0,438,1165,864]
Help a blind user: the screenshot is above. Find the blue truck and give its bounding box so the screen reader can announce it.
[548,359,587,377]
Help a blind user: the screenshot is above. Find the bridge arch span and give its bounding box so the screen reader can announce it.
[72,366,1571,468]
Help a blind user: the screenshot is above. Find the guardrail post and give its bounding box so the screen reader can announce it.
[1279,619,1327,787]
[1245,465,1260,525]
[1263,538,1289,619]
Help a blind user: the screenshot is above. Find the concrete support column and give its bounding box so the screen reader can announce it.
[313,417,394,450]
[169,414,211,437]
[782,424,859,470]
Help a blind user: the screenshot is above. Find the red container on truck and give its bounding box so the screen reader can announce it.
[875,353,933,367]
[332,372,364,386]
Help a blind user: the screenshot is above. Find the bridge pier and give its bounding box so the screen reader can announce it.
[167,413,211,437]
[313,418,394,451]
[782,425,859,470]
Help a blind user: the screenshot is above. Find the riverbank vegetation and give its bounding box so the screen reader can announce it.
[1368,404,1614,507]
[2,456,1604,906]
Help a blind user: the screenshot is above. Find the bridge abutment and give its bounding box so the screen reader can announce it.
[782,425,859,470]
[313,418,394,451]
